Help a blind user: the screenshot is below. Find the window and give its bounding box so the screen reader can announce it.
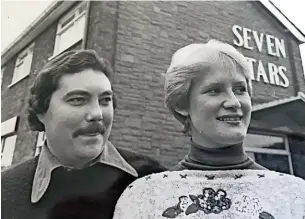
[35,132,46,156]
[1,136,17,168]
[1,67,4,88]
[1,117,18,168]
[10,43,34,86]
[53,2,86,56]
[244,132,293,174]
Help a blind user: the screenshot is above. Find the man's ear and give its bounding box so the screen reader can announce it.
[174,107,189,116]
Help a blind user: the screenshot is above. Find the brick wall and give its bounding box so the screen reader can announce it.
[86,1,118,67]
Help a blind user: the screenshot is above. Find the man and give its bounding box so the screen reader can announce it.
[1,50,166,219]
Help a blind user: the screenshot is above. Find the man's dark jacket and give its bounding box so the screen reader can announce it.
[1,148,166,219]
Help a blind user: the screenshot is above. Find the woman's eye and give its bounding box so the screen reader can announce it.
[207,88,221,94]
[99,97,112,105]
[234,86,247,93]
[68,97,86,105]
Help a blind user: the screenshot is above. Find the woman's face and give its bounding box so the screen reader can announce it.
[186,65,252,148]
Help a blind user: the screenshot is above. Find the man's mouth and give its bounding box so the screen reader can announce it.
[81,132,101,136]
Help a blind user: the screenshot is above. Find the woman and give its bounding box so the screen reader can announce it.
[113,40,305,219]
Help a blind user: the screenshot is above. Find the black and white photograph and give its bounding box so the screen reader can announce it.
[1,1,305,219]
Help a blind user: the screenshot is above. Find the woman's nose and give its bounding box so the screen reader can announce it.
[223,92,241,109]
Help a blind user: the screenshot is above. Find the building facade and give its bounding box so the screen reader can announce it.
[1,1,305,178]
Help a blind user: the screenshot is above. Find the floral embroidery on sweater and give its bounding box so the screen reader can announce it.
[162,188,231,218]
[259,211,275,219]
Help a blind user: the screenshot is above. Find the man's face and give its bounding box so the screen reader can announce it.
[38,69,114,168]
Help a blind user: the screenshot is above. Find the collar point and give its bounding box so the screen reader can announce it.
[31,195,40,204]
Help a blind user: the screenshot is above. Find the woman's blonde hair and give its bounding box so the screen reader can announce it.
[164,39,252,133]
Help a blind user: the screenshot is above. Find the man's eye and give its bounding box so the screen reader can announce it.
[99,97,112,105]
[68,97,86,105]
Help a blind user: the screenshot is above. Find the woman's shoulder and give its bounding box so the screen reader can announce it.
[118,169,305,188]
[128,169,305,187]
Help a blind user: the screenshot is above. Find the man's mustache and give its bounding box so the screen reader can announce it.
[73,123,106,137]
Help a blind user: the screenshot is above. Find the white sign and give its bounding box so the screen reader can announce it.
[232,25,289,88]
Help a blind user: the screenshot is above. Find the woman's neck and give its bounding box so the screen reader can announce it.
[187,139,248,167]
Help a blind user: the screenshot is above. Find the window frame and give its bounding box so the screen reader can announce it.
[245,130,294,174]
[1,116,18,168]
[9,43,35,87]
[1,135,17,168]
[1,67,5,88]
[52,2,87,58]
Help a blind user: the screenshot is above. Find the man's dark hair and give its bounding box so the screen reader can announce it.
[28,49,117,132]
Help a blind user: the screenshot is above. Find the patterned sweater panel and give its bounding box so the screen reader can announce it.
[113,170,305,219]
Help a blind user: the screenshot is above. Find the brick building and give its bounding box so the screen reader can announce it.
[1,1,305,178]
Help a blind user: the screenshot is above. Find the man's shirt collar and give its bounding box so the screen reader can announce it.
[31,141,138,203]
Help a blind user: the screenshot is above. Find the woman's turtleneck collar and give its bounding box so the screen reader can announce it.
[180,139,255,170]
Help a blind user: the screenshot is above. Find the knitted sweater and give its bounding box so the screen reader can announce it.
[1,148,166,219]
[113,170,305,219]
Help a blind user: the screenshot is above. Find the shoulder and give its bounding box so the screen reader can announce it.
[2,156,38,191]
[1,156,38,209]
[252,170,305,201]
[116,148,167,177]
[272,172,305,188]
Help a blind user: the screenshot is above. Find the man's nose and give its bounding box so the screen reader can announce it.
[86,102,103,121]
[223,92,241,109]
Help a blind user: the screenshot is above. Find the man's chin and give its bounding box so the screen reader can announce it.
[75,146,103,162]
[73,138,104,153]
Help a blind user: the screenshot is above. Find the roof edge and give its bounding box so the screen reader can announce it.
[259,0,305,43]
[252,92,305,112]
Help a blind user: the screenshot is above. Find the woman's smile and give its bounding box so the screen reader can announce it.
[216,115,243,125]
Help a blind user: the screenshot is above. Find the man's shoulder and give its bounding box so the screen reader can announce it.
[2,156,38,187]
[1,157,39,216]
[116,147,167,177]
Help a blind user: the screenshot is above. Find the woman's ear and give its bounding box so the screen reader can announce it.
[174,107,189,116]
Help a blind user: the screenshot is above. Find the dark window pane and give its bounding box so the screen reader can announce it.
[61,14,75,29]
[289,136,305,179]
[254,153,290,174]
[289,135,305,154]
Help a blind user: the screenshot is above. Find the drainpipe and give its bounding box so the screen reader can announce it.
[82,0,91,49]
